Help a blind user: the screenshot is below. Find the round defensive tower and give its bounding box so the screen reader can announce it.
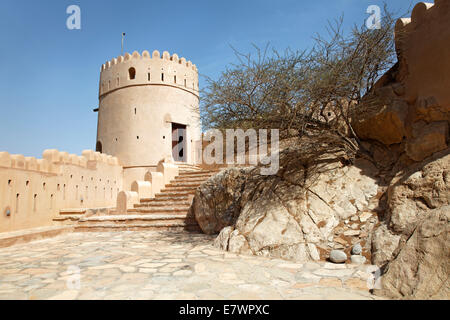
[96,50,201,172]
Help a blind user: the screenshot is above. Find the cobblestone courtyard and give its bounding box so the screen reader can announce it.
[0,231,384,300]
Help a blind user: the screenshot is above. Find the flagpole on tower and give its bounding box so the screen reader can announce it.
[121,32,126,56]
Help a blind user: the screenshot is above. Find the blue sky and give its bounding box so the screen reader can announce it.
[0,0,415,157]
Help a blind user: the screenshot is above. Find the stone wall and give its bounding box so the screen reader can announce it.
[395,1,450,108]
[0,149,123,233]
[353,1,449,163]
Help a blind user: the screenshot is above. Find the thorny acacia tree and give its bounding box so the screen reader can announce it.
[201,6,397,163]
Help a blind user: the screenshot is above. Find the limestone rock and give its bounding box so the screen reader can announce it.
[359,212,372,223]
[387,149,450,235]
[307,243,321,261]
[352,243,362,255]
[405,121,448,161]
[228,229,251,254]
[193,149,380,263]
[352,98,408,146]
[329,250,347,264]
[371,224,401,267]
[213,226,234,250]
[193,167,250,234]
[379,206,450,299]
[350,255,366,265]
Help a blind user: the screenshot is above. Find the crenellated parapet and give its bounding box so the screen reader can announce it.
[0,149,121,174]
[0,149,124,233]
[99,50,199,98]
[394,1,448,56]
[393,1,450,107]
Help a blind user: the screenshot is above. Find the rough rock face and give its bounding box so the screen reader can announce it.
[372,149,449,265]
[405,121,448,162]
[193,167,250,235]
[371,224,401,267]
[352,91,408,146]
[194,157,380,263]
[370,148,450,298]
[377,206,449,300]
[352,81,449,162]
[387,150,449,235]
[351,2,450,299]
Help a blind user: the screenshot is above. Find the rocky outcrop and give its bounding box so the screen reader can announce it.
[194,152,380,263]
[372,149,449,264]
[377,206,449,299]
[405,121,448,162]
[352,88,409,146]
[388,150,449,234]
[353,80,449,163]
[352,2,450,299]
[193,167,250,235]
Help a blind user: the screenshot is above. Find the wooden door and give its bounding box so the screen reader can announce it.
[172,123,187,162]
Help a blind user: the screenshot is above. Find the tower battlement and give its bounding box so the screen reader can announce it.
[99,50,199,98]
[96,48,202,169]
[393,1,450,107]
[394,1,448,56]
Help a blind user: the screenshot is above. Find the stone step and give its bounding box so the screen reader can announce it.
[75,214,199,232]
[0,226,74,248]
[166,182,203,187]
[173,176,212,182]
[74,221,200,232]
[59,208,86,215]
[155,191,196,198]
[126,208,189,214]
[178,170,218,176]
[178,165,202,169]
[134,201,191,208]
[161,187,198,193]
[140,196,189,203]
[78,214,192,224]
[178,167,203,171]
[132,206,190,213]
[176,164,203,170]
[53,215,82,221]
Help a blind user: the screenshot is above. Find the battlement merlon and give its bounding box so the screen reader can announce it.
[0,150,121,174]
[394,1,448,56]
[392,0,450,107]
[98,50,199,99]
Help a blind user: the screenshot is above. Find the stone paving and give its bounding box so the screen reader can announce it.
[0,231,385,300]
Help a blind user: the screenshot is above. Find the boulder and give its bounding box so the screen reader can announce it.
[352,97,409,146]
[371,224,401,266]
[350,255,366,265]
[193,167,251,234]
[352,243,363,255]
[329,250,347,263]
[194,148,380,263]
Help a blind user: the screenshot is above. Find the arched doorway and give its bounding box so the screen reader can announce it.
[96,141,102,153]
[171,123,187,162]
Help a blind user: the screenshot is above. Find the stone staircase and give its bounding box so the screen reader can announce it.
[53,207,114,225]
[72,165,220,232]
